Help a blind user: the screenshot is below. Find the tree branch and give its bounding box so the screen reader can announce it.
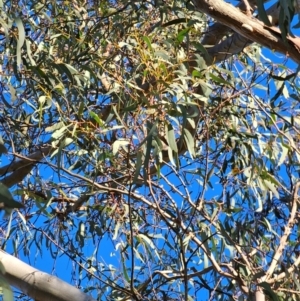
[193,0,300,64]
[201,0,259,46]
[0,250,96,301]
[0,146,53,188]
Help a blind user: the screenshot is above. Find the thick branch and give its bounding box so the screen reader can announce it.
[205,0,298,63]
[0,146,53,176]
[0,146,54,187]
[193,0,300,64]
[1,165,35,188]
[0,250,96,301]
[201,0,259,46]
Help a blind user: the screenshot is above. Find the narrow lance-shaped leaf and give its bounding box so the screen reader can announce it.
[0,136,8,155]
[183,128,195,158]
[0,182,24,216]
[15,18,25,67]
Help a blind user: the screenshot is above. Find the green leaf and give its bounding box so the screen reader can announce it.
[278,144,288,166]
[52,63,74,84]
[89,111,105,126]
[133,151,143,184]
[260,170,280,186]
[183,128,195,158]
[45,121,65,133]
[0,136,7,155]
[176,27,190,43]
[209,73,231,86]
[154,50,171,62]
[15,18,25,66]
[51,125,68,140]
[166,123,178,153]
[121,253,130,283]
[142,36,153,52]
[25,39,36,66]
[0,277,13,301]
[138,234,161,260]
[256,0,271,26]
[0,182,24,211]
[263,180,279,199]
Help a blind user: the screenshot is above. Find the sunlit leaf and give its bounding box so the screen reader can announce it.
[112,139,130,155]
[183,128,195,158]
[0,136,7,155]
[15,18,25,66]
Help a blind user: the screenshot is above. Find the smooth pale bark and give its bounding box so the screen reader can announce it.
[193,0,300,64]
[0,250,96,301]
[202,0,288,60]
[201,0,259,46]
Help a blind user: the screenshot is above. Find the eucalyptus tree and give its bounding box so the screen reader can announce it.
[0,0,299,300]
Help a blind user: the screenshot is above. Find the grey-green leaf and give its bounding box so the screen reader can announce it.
[15,18,25,67]
[0,182,24,210]
[0,136,8,155]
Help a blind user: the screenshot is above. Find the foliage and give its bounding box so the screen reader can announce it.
[0,0,300,300]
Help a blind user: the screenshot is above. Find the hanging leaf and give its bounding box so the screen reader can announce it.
[15,18,25,66]
[256,0,272,26]
[183,128,195,158]
[166,123,178,153]
[0,136,8,155]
